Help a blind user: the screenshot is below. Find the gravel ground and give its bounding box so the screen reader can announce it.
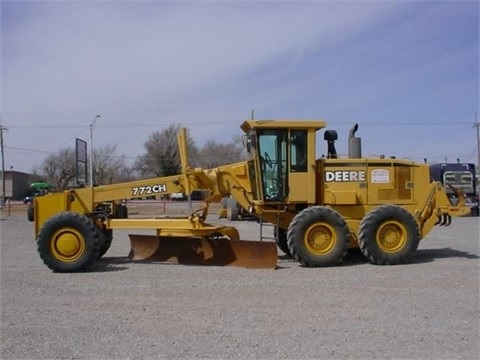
[1,210,479,360]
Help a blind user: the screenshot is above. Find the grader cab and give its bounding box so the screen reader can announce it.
[33,119,470,272]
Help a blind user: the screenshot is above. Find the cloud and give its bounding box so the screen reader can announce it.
[1,1,478,172]
[3,1,397,110]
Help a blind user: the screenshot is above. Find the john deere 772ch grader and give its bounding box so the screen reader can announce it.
[33,119,470,271]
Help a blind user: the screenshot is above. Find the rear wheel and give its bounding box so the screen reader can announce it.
[287,206,349,267]
[221,197,229,209]
[358,205,420,265]
[37,212,101,272]
[273,226,291,256]
[226,198,240,221]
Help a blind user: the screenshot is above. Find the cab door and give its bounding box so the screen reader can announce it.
[257,129,288,201]
[288,129,316,203]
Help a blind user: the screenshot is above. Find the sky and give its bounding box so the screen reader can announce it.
[1,0,479,174]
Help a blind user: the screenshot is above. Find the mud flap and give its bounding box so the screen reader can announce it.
[128,235,278,269]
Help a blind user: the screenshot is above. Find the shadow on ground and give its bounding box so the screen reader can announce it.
[91,246,479,272]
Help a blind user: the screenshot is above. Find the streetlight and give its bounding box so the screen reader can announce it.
[475,113,480,176]
[89,115,100,187]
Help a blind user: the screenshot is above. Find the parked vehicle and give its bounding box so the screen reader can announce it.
[25,181,52,221]
[23,181,51,204]
[430,162,477,216]
[465,197,479,216]
[32,120,471,272]
[171,192,186,201]
[23,190,45,204]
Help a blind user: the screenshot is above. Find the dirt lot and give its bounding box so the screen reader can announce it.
[1,205,479,360]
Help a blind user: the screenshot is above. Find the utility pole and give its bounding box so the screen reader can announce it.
[0,121,8,204]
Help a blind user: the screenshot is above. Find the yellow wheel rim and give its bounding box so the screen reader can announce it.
[376,220,407,253]
[304,222,336,255]
[50,228,86,262]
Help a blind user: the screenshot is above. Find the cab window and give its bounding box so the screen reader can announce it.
[290,130,307,172]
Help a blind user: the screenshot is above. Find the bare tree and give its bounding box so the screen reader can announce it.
[41,148,76,189]
[133,124,198,177]
[197,135,248,168]
[113,164,138,182]
[94,145,131,185]
[38,145,135,189]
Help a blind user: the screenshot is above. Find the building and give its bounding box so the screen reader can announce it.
[1,170,40,201]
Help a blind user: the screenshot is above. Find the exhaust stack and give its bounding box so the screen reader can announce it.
[348,123,362,159]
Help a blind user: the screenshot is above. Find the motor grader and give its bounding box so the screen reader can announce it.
[33,119,470,272]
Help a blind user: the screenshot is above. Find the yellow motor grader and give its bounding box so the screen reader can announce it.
[33,119,470,272]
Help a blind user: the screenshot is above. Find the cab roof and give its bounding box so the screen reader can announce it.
[240,119,327,132]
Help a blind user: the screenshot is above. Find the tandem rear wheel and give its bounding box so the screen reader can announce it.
[358,204,420,265]
[36,212,101,272]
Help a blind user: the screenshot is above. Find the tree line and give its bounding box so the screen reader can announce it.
[32,124,247,189]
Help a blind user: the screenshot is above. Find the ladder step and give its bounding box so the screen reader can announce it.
[259,212,279,242]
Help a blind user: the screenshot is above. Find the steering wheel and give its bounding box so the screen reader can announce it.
[265,178,279,200]
[264,152,273,169]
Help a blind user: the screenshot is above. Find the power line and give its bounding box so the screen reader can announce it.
[4,146,54,154]
[5,144,475,162]
[2,121,475,129]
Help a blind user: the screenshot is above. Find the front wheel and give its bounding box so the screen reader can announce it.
[37,212,101,272]
[98,228,113,258]
[287,206,350,267]
[358,205,420,265]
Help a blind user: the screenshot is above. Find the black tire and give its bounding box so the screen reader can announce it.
[36,212,101,272]
[220,197,229,209]
[116,205,128,218]
[227,198,240,221]
[27,205,34,222]
[473,206,479,217]
[273,225,291,256]
[287,206,350,267]
[98,228,113,258]
[358,205,420,265]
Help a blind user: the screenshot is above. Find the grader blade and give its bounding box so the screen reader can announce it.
[128,235,278,269]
